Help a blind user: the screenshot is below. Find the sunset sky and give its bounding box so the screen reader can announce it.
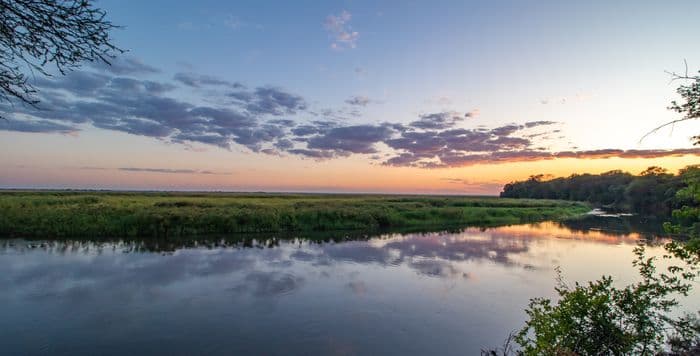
[1,0,699,194]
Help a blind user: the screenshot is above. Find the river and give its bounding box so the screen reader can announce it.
[1,217,697,355]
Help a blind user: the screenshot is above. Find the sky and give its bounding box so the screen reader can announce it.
[1,0,699,194]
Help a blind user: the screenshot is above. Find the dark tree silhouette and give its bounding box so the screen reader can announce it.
[0,0,121,108]
[500,166,695,217]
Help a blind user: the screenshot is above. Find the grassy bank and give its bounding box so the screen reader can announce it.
[0,191,590,238]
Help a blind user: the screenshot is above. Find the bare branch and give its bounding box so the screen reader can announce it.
[640,118,696,143]
[0,0,122,110]
[642,62,700,144]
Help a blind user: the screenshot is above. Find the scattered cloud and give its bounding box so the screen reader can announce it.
[310,107,362,121]
[287,148,341,159]
[177,14,260,32]
[2,58,698,170]
[174,72,244,89]
[378,120,700,168]
[118,167,229,175]
[398,147,700,168]
[0,118,77,134]
[409,111,468,130]
[76,166,230,175]
[2,67,309,152]
[239,87,308,116]
[345,95,372,106]
[306,124,396,154]
[464,109,480,118]
[324,10,359,50]
[89,56,160,75]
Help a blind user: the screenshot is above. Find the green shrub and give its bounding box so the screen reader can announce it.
[485,243,700,355]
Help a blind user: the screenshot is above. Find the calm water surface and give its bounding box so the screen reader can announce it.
[1,219,697,355]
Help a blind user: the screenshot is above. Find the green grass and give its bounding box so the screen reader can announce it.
[0,191,590,238]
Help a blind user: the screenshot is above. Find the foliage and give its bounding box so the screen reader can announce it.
[501,165,696,219]
[484,241,700,355]
[664,165,700,238]
[0,0,121,107]
[515,245,699,355]
[0,192,590,238]
[669,70,700,125]
[668,67,700,146]
[481,333,517,356]
[501,170,634,207]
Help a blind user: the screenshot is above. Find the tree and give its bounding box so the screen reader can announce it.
[665,165,700,238]
[515,245,700,355]
[0,0,121,108]
[484,245,700,355]
[643,61,700,145]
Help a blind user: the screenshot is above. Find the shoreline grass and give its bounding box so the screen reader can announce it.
[0,191,590,238]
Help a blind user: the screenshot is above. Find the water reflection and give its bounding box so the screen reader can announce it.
[558,214,670,237]
[0,222,660,303]
[0,221,690,356]
[2,215,663,255]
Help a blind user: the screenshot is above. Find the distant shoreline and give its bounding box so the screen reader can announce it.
[0,188,498,197]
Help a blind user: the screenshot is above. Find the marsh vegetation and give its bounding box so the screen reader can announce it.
[0,191,589,238]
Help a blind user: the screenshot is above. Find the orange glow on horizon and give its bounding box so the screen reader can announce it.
[1,145,697,194]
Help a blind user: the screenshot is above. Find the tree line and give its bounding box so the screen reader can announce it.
[489,165,700,355]
[501,165,699,220]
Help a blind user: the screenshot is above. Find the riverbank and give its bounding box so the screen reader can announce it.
[0,191,590,238]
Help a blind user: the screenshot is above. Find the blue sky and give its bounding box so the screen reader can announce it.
[101,0,700,148]
[1,0,699,193]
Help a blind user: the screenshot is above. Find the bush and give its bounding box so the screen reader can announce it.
[486,242,700,355]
